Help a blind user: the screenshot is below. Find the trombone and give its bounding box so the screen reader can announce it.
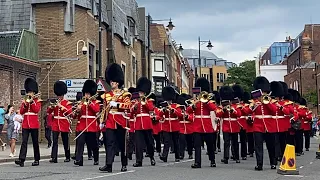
[24,92,41,103]
[140,92,155,105]
[80,93,100,106]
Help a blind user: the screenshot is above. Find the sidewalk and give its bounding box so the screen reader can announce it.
[0,144,104,163]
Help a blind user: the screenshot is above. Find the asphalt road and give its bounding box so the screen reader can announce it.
[0,138,320,180]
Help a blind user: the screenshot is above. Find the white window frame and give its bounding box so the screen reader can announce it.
[121,61,127,87]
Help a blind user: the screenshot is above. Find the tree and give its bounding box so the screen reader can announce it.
[224,60,256,92]
[304,90,318,106]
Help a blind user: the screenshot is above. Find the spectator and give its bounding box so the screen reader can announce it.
[13,110,23,136]
[44,109,53,148]
[0,106,5,146]
[312,115,318,137]
[5,105,17,157]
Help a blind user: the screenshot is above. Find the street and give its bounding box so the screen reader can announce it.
[0,138,320,180]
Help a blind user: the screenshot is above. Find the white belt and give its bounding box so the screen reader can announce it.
[180,121,191,124]
[110,112,124,115]
[25,112,37,115]
[54,116,68,120]
[255,115,272,119]
[80,115,96,119]
[164,118,178,121]
[129,119,135,122]
[136,113,150,117]
[272,116,285,118]
[223,118,237,121]
[304,121,310,124]
[240,116,247,119]
[194,115,211,118]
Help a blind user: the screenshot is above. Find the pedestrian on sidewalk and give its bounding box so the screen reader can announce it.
[0,105,5,146]
[44,107,53,148]
[13,110,23,137]
[5,105,17,157]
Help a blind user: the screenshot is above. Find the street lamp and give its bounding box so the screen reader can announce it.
[198,36,213,78]
[167,18,175,31]
[76,40,87,56]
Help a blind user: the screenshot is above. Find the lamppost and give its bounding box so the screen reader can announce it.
[198,37,213,79]
[147,14,175,79]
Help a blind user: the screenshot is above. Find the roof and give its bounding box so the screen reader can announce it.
[0,53,41,68]
[182,49,219,59]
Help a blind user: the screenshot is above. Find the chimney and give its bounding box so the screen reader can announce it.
[302,33,312,63]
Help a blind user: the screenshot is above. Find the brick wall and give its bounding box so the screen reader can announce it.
[284,68,316,96]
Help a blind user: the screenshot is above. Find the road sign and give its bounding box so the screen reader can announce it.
[96,79,106,91]
[60,79,88,100]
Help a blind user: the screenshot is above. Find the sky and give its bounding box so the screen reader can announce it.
[137,0,320,64]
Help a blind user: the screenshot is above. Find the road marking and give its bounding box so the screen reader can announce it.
[299,166,304,169]
[80,170,135,180]
[284,175,304,178]
[310,162,313,164]
[159,159,194,167]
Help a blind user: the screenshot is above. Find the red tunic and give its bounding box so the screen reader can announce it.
[76,100,100,132]
[152,107,162,135]
[273,100,292,132]
[216,104,242,133]
[186,100,217,133]
[102,90,131,130]
[46,113,53,128]
[299,107,312,131]
[132,99,154,130]
[48,99,73,132]
[158,103,183,132]
[179,112,194,134]
[237,103,251,130]
[20,98,41,129]
[250,100,277,133]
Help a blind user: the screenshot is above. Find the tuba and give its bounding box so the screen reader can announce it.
[198,91,213,103]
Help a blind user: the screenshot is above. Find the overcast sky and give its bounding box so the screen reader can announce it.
[137,0,320,64]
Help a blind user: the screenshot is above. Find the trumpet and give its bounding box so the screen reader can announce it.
[198,91,213,103]
[24,93,41,103]
[140,93,155,105]
[262,94,271,104]
[49,98,62,108]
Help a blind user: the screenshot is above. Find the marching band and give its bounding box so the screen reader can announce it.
[14,63,314,172]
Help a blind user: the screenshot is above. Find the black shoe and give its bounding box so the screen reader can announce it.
[236,160,240,163]
[160,156,167,162]
[151,158,156,166]
[215,151,218,154]
[133,162,142,167]
[88,157,93,160]
[306,149,309,151]
[255,165,263,171]
[15,159,24,167]
[242,157,247,160]
[64,159,70,162]
[47,144,51,149]
[94,161,99,165]
[210,161,216,167]
[191,163,201,168]
[74,160,83,166]
[170,151,174,154]
[231,156,236,160]
[121,166,127,172]
[179,156,184,160]
[71,156,76,160]
[175,159,180,162]
[116,152,119,156]
[49,158,58,163]
[218,149,221,152]
[145,154,150,157]
[99,165,112,173]
[221,159,228,164]
[32,161,39,166]
[128,154,133,160]
[301,152,304,155]
[271,165,276,169]
[296,153,301,156]
[188,155,193,159]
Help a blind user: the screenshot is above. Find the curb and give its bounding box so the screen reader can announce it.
[0,150,106,163]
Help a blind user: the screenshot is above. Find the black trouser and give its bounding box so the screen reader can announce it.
[223,132,239,160]
[254,132,276,166]
[294,129,303,154]
[179,133,193,158]
[135,130,155,163]
[216,131,221,150]
[277,132,287,159]
[153,134,161,153]
[162,131,180,160]
[247,132,254,154]
[19,129,40,162]
[239,129,247,158]
[76,132,99,162]
[194,132,216,165]
[45,128,52,146]
[104,125,127,166]
[74,131,93,158]
[303,130,311,150]
[127,132,135,156]
[51,131,70,160]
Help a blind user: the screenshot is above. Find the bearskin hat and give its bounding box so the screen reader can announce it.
[148,93,156,101]
[128,87,136,94]
[232,84,244,100]
[162,86,176,101]
[242,92,251,103]
[300,98,307,106]
[270,81,284,98]
[176,93,189,106]
[288,89,300,103]
[195,77,210,92]
[253,76,270,92]
[136,77,151,95]
[24,78,38,94]
[219,86,234,101]
[82,80,97,96]
[105,63,124,87]
[54,81,67,96]
[279,81,288,97]
[284,93,293,101]
[212,90,221,104]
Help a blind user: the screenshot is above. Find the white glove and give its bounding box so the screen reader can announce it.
[109,101,118,107]
[99,123,105,130]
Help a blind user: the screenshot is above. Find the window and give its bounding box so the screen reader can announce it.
[217,73,225,82]
[121,63,126,87]
[128,18,136,35]
[216,73,219,81]
[132,55,136,84]
[154,79,164,94]
[88,43,95,79]
[154,59,163,72]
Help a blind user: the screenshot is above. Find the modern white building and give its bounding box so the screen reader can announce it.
[260,64,287,82]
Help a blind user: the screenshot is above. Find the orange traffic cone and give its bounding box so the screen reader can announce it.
[316,144,320,159]
[277,144,299,175]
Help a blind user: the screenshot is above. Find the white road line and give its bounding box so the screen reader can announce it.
[299,166,304,169]
[284,175,304,178]
[159,159,194,167]
[80,170,135,180]
[310,162,313,164]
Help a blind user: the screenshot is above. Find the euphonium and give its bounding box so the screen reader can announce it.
[199,91,213,103]
[262,94,271,104]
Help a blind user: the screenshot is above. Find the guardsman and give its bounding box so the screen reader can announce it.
[242,92,254,157]
[131,77,156,167]
[159,86,183,163]
[74,80,100,166]
[99,63,132,173]
[177,94,194,160]
[211,91,221,153]
[187,78,217,168]
[127,87,136,160]
[216,86,241,164]
[48,81,73,163]
[153,100,163,157]
[15,78,42,167]
[250,76,277,171]
[300,98,312,152]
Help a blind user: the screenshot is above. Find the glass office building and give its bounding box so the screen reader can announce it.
[269,42,291,64]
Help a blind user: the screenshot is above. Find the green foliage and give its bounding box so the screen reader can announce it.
[304,90,318,106]
[224,60,256,92]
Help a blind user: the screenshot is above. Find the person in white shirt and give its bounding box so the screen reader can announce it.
[13,111,23,134]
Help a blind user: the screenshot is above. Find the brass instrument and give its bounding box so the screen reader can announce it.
[49,98,62,108]
[80,93,99,106]
[140,93,155,105]
[262,94,271,104]
[198,91,213,103]
[24,92,41,103]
